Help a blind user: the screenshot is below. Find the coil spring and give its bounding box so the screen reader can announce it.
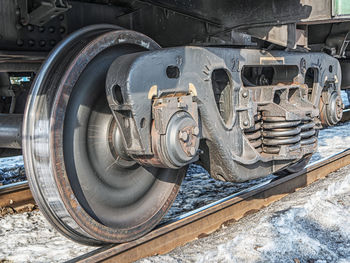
[300,119,316,146]
[244,113,263,153]
[262,117,301,154]
[245,114,317,154]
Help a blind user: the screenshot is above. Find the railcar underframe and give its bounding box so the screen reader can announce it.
[0,0,349,244]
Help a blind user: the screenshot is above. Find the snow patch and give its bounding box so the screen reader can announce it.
[170,171,350,263]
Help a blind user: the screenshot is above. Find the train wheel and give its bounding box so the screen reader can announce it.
[23,25,187,245]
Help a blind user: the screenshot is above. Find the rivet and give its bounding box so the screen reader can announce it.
[243,120,249,126]
[16,39,24,46]
[242,91,248,98]
[28,39,35,46]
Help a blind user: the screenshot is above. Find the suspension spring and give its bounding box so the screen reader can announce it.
[262,117,301,154]
[244,114,317,155]
[244,113,263,153]
[300,119,316,146]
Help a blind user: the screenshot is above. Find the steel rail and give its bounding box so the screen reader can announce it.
[341,108,350,122]
[0,181,34,211]
[67,148,350,263]
[0,111,349,257]
[2,108,342,211]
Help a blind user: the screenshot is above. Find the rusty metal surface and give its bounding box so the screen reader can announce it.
[0,51,46,72]
[106,46,340,182]
[0,181,35,214]
[23,25,188,245]
[340,109,350,122]
[68,148,350,263]
[2,110,346,217]
[136,95,200,168]
[1,110,348,215]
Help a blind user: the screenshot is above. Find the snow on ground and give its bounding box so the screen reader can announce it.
[0,212,94,262]
[309,90,350,163]
[1,121,349,263]
[0,91,349,262]
[168,111,350,221]
[140,165,350,263]
[0,156,25,185]
[310,121,350,163]
[342,90,350,107]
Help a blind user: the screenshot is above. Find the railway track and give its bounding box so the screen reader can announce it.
[1,109,349,214]
[0,109,349,261]
[341,108,350,122]
[0,181,35,214]
[67,147,350,263]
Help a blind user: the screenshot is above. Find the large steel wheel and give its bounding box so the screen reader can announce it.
[23,25,187,245]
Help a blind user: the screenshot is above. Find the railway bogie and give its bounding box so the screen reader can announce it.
[0,0,349,244]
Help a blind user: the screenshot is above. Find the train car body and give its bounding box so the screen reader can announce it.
[0,0,349,244]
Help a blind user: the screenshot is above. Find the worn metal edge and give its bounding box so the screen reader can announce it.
[0,108,348,208]
[0,180,34,209]
[341,108,350,122]
[68,148,350,263]
[0,180,28,193]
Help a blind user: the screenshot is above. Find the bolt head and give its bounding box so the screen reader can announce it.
[39,40,46,47]
[189,147,196,156]
[179,131,188,142]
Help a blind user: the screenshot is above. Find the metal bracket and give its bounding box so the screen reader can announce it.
[18,0,71,26]
[106,46,341,182]
[325,23,350,58]
[243,23,303,49]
